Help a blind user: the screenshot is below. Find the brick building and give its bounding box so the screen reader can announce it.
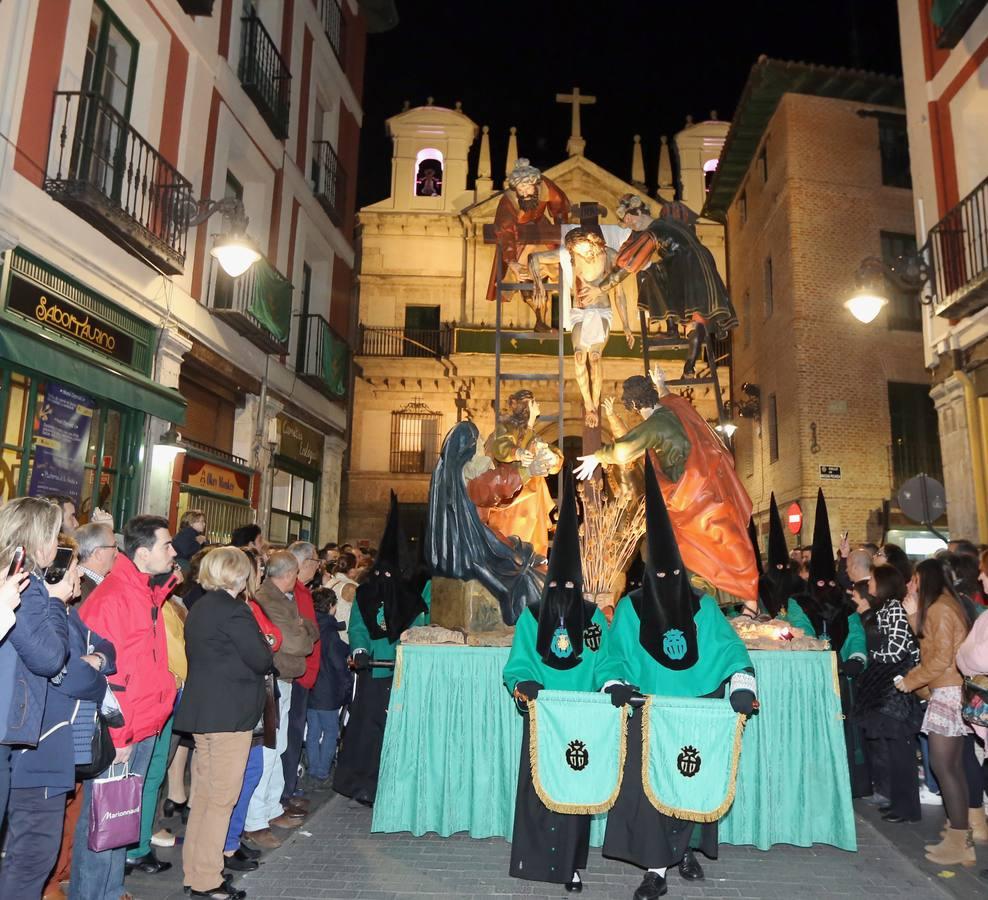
[0,0,394,544]
[704,58,939,547]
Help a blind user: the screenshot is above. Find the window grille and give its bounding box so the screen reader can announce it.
[390,399,442,474]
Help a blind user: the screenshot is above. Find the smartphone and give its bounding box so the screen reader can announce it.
[6,546,25,578]
[44,546,74,585]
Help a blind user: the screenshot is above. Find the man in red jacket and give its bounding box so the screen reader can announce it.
[73,515,179,900]
[281,541,322,809]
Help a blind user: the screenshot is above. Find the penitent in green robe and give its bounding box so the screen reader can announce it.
[598,593,753,696]
[786,600,867,663]
[503,605,611,694]
[348,602,398,680]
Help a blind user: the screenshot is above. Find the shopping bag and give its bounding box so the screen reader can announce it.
[527,690,627,814]
[88,763,143,851]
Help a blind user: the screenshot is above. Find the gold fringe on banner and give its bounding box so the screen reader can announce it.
[394,645,404,691]
[640,698,746,823]
[526,697,628,815]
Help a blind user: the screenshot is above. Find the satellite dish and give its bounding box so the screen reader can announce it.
[897,474,947,526]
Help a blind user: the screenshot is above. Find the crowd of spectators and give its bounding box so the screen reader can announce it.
[0,500,363,900]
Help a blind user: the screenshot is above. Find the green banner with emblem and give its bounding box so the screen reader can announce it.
[642,696,745,822]
[528,690,627,815]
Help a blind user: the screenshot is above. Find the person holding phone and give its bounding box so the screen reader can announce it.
[0,497,72,827]
[0,567,30,641]
[0,536,118,899]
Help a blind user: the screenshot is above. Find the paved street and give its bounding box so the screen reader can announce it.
[125,790,981,900]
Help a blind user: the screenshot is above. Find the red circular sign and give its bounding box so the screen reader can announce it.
[786,502,803,535]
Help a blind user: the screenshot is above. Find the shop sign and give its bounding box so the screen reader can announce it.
[277,416,323,468]
[7,272,135,365]
[28,382,94,504]
[183,457,251,501]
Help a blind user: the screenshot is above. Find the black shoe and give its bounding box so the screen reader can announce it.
[238,841,262,860]
[125,851,172,875]
[678,849,705,881]
[878,805,892,814]
[881,812,920,823]
[164,798,191,823]
[187,886,246,900]
[565,876,584,893]
[633,871,668,900]
[223,849,259,872]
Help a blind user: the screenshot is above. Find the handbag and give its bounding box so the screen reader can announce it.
[852,658,923,726]
[961,674,988,727]
[87,762,143,851]
[76,709,116,780]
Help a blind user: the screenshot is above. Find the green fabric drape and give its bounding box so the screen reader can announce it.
[249,261,292,341]
[371,646,856,850]
[321,324,347,396]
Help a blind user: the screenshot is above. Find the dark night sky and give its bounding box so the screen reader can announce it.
[356,0,903,207]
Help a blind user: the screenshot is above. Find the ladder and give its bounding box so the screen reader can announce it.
[482,222,568,498]
[639,308,728,426]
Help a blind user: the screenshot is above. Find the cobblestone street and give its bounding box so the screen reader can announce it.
[125,790,979,900]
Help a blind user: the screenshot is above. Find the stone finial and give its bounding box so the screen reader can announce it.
[504,127,519,188]
[710,110,718,120]
[427,96,435,106]
[631,134,646,188]
[401,99,410,111]
[685,114,694,126]
[658,135,673,190]
[475,124,493,200]
[455,100,462,111]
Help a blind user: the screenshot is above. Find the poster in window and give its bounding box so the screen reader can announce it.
[28,382,95,504]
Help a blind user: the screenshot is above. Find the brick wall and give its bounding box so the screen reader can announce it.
[727,93,927,545]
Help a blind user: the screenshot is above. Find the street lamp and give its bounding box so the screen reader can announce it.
[181,197,261,278]
[716,384,760,442]
[844,254,930,324]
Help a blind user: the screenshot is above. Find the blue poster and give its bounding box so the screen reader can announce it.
[28,382,95,504]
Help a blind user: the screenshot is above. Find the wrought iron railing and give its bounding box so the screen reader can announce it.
[44,91,194,274]
[929,174,988,318]
[210,258,290,354]
[182,438,249,468]
[359,325,453,358]
[297,313,347,397]
[311,141,346,226]
[238,13,291,139]
[319,0,346,63]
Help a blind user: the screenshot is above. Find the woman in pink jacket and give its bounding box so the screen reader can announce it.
[956,612,988,746]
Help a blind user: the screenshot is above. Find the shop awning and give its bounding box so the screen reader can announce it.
[0,326,186,423]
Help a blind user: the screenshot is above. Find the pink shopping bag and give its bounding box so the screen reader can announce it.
[87,763,143,851]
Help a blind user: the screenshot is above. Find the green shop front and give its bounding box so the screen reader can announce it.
[0,248,185,522]
[270,415,324,545]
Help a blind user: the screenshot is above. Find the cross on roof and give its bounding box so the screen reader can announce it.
[556,87,596,157]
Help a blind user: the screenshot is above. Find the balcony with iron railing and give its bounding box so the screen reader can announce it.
[43,91,194,274]
[319,0,346,64]
[359,325,454,359]
[297,313,348,399]
[929,174,988,319]
[238,13,291,139]
[208,256,292,355]
[311,141,346,226]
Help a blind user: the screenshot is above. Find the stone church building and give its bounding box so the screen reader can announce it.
[342,98,729,542]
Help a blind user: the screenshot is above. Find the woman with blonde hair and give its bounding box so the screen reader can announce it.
[174,547,273,899]
[0,497,71,824]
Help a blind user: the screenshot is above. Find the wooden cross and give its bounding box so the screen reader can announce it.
[556,87,596,157]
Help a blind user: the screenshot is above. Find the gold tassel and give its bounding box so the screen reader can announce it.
[640,698,748,824]
[527,697,629,815]
[394,645,404,691]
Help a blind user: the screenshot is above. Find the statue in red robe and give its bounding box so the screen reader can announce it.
[575,371,757,602]
[486,159,570,331]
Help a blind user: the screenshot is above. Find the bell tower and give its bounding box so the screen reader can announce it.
[372,100,479,213]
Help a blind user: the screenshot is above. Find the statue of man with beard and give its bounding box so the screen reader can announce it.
[486,159,571,332]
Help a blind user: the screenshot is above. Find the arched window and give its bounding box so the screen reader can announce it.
[703,158,719,194]
[414,148,444,196]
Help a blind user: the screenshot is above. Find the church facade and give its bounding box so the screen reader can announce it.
[342,99,729,543]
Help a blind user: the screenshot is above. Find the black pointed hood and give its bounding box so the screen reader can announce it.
[767,494,789,572]
[808,489,837,586]
[632,454,700,669]
[758,493,796,618]
[534,468,594,670]
[748,518,763,576]
[356,491,427,643]
[797,488,852,651]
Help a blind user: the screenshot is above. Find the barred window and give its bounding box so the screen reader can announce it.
[390,400,442,474]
